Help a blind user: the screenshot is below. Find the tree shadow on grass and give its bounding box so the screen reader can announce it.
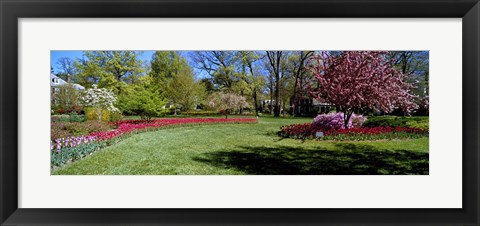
[192,143,428,175]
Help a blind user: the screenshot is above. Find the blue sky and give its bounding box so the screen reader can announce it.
[50,50,210,79]
[51,50,155,74]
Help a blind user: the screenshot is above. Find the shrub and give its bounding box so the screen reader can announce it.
[52,101,83,116]
[66,112,85,122]
[56,108,66,115]
[51,113,85,123]
[85,107,111,122]
[181,110,253,117]
[65,105,83,115]
[51,121,111,140]
[51,105,61,115]
[405,120,429,130]
[351,114,368,128]
[51,124,72,141]
[109,111,123,122]
[52,84,83,115]
[68,112,85,122]
[312,113,366,131]
[363,116,428,129]
[71,121,111,136]
[51,115,70,122]
[183,111,219,116]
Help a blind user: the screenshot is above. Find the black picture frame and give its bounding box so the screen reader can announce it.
[1,0,479,225]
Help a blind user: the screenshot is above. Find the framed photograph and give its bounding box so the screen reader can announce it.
[1,0,479,225]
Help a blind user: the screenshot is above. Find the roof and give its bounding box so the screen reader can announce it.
[71,84,85,90]
[50,74,85,90]
[50,74,68,87]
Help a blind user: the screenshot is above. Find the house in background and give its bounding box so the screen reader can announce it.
[50,73,85,105]
[290,95,332,116]
[260,97,332,116]
[312,98,332,114]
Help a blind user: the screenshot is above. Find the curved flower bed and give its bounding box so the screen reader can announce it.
[51,117,257,167]
[279,123,428,141]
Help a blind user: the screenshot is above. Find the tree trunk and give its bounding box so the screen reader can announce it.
[344,111,353,129]
[274,82,280,117]
[253,91,259,117]
[292,84,297,117]
[274,56,281,117]
[97,108,102,121]
[292,68,299,117]
[269,90,273,115]
[267,51,283,117]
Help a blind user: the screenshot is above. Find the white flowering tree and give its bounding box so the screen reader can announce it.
[209,92,249,118]
[81,85,119,121]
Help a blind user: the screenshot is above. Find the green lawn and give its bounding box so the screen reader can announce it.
[52,116,429,175]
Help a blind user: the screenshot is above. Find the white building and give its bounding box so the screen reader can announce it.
[50,73,85,94]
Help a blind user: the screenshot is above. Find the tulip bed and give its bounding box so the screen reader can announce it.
[279,123,428,141]
[51,117,257,167]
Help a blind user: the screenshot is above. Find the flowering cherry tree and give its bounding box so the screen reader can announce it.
[309,51,417,129]
[208,92,249,118]
[81,85,119,121]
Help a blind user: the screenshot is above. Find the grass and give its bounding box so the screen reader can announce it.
[52,116,429,175]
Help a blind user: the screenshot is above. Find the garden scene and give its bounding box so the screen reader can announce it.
[50,50,429,175]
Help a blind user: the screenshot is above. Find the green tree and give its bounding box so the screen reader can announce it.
[148,51,189,96]
[167,66,207,112]
[236,51,265,116]
[117,77,168,121]
[74,58,104,87]
[74,51,144,91]
[200,78,216,94]
[191,51,237,90]
[149,52,184,82]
